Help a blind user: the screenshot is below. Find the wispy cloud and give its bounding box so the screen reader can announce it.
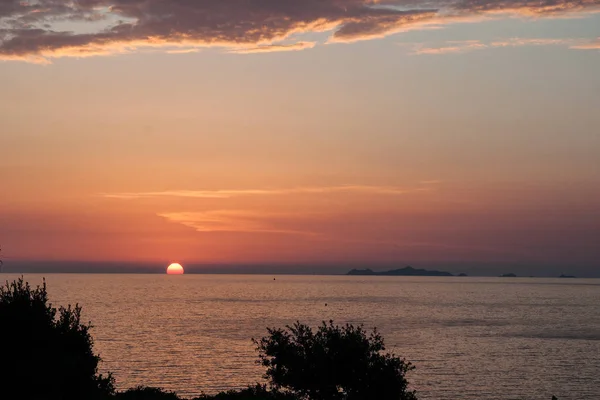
[1,0,599,63]
[102,185,431,200]
[166,48,200,54]
[107,183,438,236]
[570,38,600,49]
[411,37,593,55]
[157,210,317,235]
[413,40,487,54]
[490,38,576,47]
[230,41,317,54]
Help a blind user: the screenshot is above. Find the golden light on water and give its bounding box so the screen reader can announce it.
[166,263,184,275]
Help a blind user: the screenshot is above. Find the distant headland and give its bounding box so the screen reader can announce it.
[346,266,454,277]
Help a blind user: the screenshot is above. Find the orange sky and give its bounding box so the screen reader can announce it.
[1,1,599,270]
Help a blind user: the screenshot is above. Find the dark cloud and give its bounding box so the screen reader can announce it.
[0,0,598,62]
[0,0,103,28]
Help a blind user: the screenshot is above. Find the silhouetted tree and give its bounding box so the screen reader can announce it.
[253,321,417,400]
[0,277,114,400]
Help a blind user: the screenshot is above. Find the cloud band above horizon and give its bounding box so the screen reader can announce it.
[101,184,435,200]
[1,0,599,63]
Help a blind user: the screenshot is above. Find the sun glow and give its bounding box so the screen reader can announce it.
[166,263,184,275]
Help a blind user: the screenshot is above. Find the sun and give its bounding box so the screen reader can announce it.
[166,263,184,275]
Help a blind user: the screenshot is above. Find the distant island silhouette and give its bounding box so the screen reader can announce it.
[347,266,453,277]
[499,273,517,277]
[558,274,576,278]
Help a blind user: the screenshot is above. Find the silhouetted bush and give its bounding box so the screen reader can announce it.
[0,277,114,400]
[254,321,416,400]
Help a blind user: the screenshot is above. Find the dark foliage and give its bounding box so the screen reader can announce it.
[113,385,298,400]
[254,321,416,400]
[115,386,181,400]
[195,384,299,400]
[0,277,114,400]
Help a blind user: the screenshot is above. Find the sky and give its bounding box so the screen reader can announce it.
[1,0,599,274]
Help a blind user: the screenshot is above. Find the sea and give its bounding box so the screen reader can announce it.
[3,274,599,399]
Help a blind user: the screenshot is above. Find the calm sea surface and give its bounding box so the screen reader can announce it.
[4,274,600,399]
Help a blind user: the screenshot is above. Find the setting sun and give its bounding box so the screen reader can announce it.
[166,263,184,275]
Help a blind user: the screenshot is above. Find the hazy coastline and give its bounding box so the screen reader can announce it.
[2,261,598,278]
